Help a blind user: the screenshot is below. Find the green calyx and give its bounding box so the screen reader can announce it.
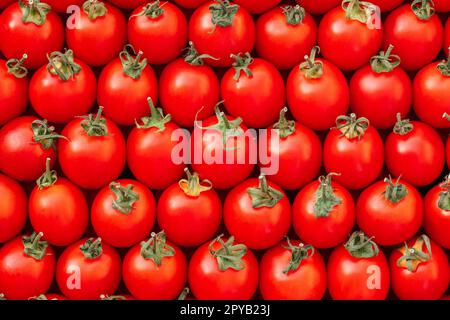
[184,41,218,66]
[397,235,432,272]
[209,0,239,28]
[273,107,296,139]
[83,0,107,19]
[100,294,126,300]
[178,168,213,197]
[22,232,48,261]
[383,176,408,204]
[437,51,450,77]
[411,0,435,21]
[342,0,376,24]
[135,97,171,131]
[313,173,342,218]
[282,238,314,274]
[209,235,247,271]
[29,294,57,300]
[231,52,253,81]
[335,113,370,140]
[370,45,401,73]
[247,174,284,208]
[36,158,57,190]
[438,175,450,211]
[131,0,164,19]
[80,107,108,137]
[80,237,103,259]
[344,231,379,258]
[19,0,51,26]
[31,119,66,150]
[119,44,147,80]
[6,54,28,79]
[393,113,414,135]
[46,50,82,81]
[177,288,190,300]
[299,46,323,79]
[140,231,175,266]
[282,5,305,25]
[110,182,140,215]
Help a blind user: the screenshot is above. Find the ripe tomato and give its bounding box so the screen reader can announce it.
[189,1,255,67]
[224,175,291,250]
[189,235,259,300]
[350,45,412,129]
[66,0,126,67]
[370,0,404,12]
[91,179,156,248]
[357,177,423,246]
[293,174,355,249]
[0,0,64,69]
[127,99,185,190]
[0,0,14,9]
[173,0,208,9]
[58,108,126,190]
[318,1,383,70]
[45,0,84,12]
[286,47,349,131]
[323,114,384,190]
[98,46,158,126]
[298,0,340,14]
[260,239,326,300]
[123,231,188,300]
[0,116,62,181]
[390,235,449,300]
[107,0,147,10]
[30,50,97,124]
[128,1,188,65]
[29,159,88,247]
[0,233,56,300]
[0,174,27,243]
[385,117,445,187]
[434,0,450,12]
[56,238,122,300]
[260,108,322,190]
[328,232,390,300]
[0,56,29,126]
[159,42,219,127]
[445,17,449,56]
[383,2,444,70]
[157,169,222,247]
[221,53,285,128]
[233,0,280,14]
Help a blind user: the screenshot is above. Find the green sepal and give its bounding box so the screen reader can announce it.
[283,5,305,25]
[299,46,323,79]
[313,173,342,218]
[411,0,435,21]
[342,0,376,24]
[83,0,107,19]
[282,238,314,274]
[437,51,450,77]
[209,0,238,28]
[335,113,370,140]
[80,238,103,260]
[397,235,432,272]
[247,174,284,208]
[209,235,247,271]
[383,176,408,204]
[110,182,140,215]
[184,41,218,66]
[19,0,51,26]
[22,232,48,261]
[36,158,58,190]
[119,44,147,80]
[393,113,414,135]
[231,52,253,81]
[79,107,108,137]
[438,175,450,211]
[6,54,28,79]
[135,97,171,131]
[140,231,175,266]
[344,231,379,258]
[131,0,164,19]
[31,119,66,150]
[273,107,296,139]
[370,45,401,73]
[46,50,81,81]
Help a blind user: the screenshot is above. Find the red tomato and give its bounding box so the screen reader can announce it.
[91,179,156,248]
[357,177,423,246]
[28,293,67,300]
[56,238,122,300]
[123,231,188,300]
[370,0,404,12]
[107,0,147,10]
[350,45,412,129]
[0,0,14,9]
[46,0,84,12]
[58,108,126,190]
[293,174,355,249]
[434,0,450,12]
[224,175,291,250]
[447,135,450,170]
[0,233,56,300]
[385,117,445,187]
[233,0,280,14]
[445,18,449,56]
[323,114,384,190]
[173,0,208,9]
[328,232,390,300]
[0,1,64,69]
[30,50,97,124]
[297,0,340,14]
[157,169,222,247]
[189,1,255,67]
[159,43,219,127]
[383,3,444,70]
[127,99,185,190]
[0,116,61,181]
[318,2,383,70]
[390,235,449,300]
[286,47,350,131]
[29,159,88,246]
[0,174,27,243]
[128,1,188,65]
[0,56,29,126]
[189,236,259,300]
[260,108,322,190]
[98,46,158,126]
[260,240,326,300]
[66,1,126,67]
[221,54,285,128]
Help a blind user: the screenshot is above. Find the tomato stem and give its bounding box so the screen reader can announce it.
[370,44,401,73]
[344,231,379,258]
[140,231,175,266]
[438,175,450,211]
[282,238,314,274]
[383,176,408,204]
[100,295,126,300]
[246,174,284,208]
[131,0,164,19]
[397,235,432,272]
[178,168,213,197]
[110,182,140,215]
[209,0,239,28]
[6,54,28,79]
[36,158,58,190]
[46,50,82,81]
[437,50,450,77]
[393,113,414,135]
[177,288,190,300]
[231,52,253,81]
[208,235,247,271]
[335,113,369,140]
[22,232,48,261]
[283,5,305,25]
[313,173,342,218]
[342,0,376,24]
[135,97,172,131]
[273,107,296,139]
[80,237,103,260]
[411,0,435,20]
[19,0,50,26]
[184,41,218,66]
[83,0,107,19]
[299,46,323,79]
[80,107,109,136]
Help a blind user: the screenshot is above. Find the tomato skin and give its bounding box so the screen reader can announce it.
[434,0,450,12]
[91,179,156,248]
[0,0,14,9]
[260,240,327,300]
[189,1,255,67]
[413,62,450,129]
[383,4,444,71]
[107,0,147,9]
[98,58,158,126]
[385,121,445,187]
[0,236,56,300]
[0,174,27,243]
[0,116,57,181]
[222,58,286,128]
[447,137,450,175]
[297,0,340,14]
[172,0,208,9]
[128,2,188,65]
[350,65,412,129]
[45,0,84,12]
[423,185,450,249]
[370,0,404,12]
[0,3,64,69]
[328,245,390,300]
[356,180,423,246]
[233,0,281,14]
[159,58,219,127]
[286,59,349,131]
[445,18,449,57]
[30,59,97,124]
[188,239,259,300]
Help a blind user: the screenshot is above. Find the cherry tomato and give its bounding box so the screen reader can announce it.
[445,17,449,56]
[297,0,340,14]
[0,0,15,9]
[233,0,281,14]
[434,0,450,12]
[107,0,147,10]
[172,0,208,9]
[0,174,27,243]
[46,0,84,12]
[370,0,404,12]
